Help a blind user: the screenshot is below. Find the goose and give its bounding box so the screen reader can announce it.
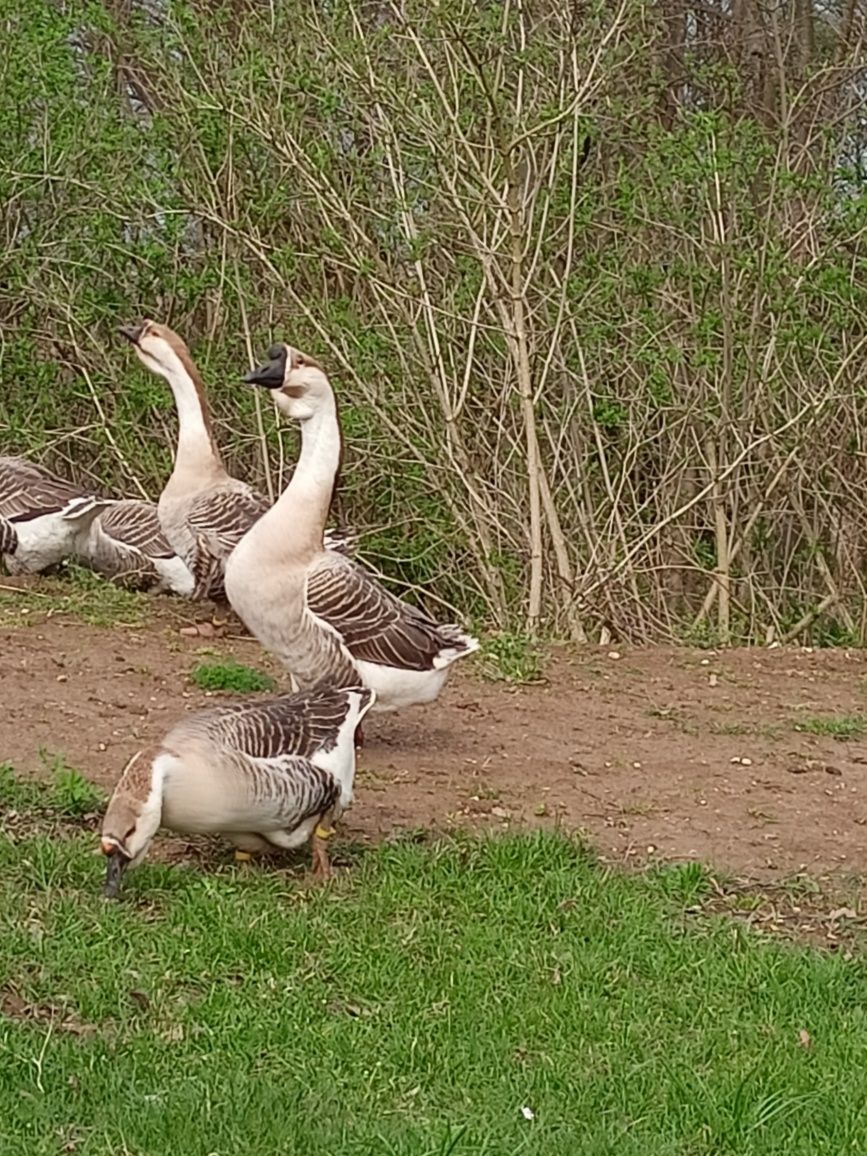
[100,685,375,897]
[77,499,195,596]
[224,343,478,725]
[0,455,194,593]
[0,455,112,574]
[118,321,354,635]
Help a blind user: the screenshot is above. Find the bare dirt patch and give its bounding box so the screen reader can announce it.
[3,589,867,881]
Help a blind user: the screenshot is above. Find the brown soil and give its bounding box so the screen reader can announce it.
[3,592,867,881]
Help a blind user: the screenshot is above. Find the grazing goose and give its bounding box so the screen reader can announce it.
[119,321,354,635]
[78,500,195,596]
[0,455,111,574]
[100,685,375,897]
[224,343,478,724]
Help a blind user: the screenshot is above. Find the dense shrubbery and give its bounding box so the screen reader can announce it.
[1,1,865,643]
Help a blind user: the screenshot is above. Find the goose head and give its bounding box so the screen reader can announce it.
[119,319,194,384]
[244,344,331,421]
[100,750,163,899]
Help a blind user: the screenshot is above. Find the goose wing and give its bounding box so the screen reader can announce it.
[306,553,468,672]
[0,516,18,556]
[323,526,358,557]
[185,485,270,561]
[184,688,361,759]
[0,456,94,522]
[97,500,176,560]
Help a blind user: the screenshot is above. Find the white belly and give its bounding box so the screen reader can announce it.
[161,779,291,835]
[153,556,196,597]
[6,515,76,572]
[355,661,450,711]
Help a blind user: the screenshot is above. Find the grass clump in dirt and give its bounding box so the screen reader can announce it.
[40,753,106,815]
[478,631,545,684]
[794,714,867,740]
[189,659,276,694]
[1,758,105,823]
[1,826,867,1154]
[0,564,148,628]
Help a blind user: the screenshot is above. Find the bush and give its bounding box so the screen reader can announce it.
[1,1,865,645]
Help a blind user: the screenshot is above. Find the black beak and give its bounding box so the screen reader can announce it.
[244,346,287,389]
[119,323,144,346]
[103,849,129,899]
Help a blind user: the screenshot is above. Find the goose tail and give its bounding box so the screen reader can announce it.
[432,626,480,669]
[344,685,377,724]
[61,495,115,527]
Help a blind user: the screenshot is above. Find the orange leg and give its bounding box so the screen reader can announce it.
[311,812,336,880]
[311,837,331,880]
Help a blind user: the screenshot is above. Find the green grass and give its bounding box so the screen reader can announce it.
[38,752,106,815]
[2,780,867,1154]
[1,758,105,817]
[189,659,276,693]
[709,721,783,738]
[0,762,42,810]
[794,714,867,740]
[478,631,545,684]
[0,564,148,628]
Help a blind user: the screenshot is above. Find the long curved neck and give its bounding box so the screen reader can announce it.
[163,358,225,484]
[275,395,342,557]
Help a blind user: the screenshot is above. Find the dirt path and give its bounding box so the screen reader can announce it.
[3,592,867,880]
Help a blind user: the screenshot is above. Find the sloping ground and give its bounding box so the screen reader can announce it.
[3,581,867,881]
